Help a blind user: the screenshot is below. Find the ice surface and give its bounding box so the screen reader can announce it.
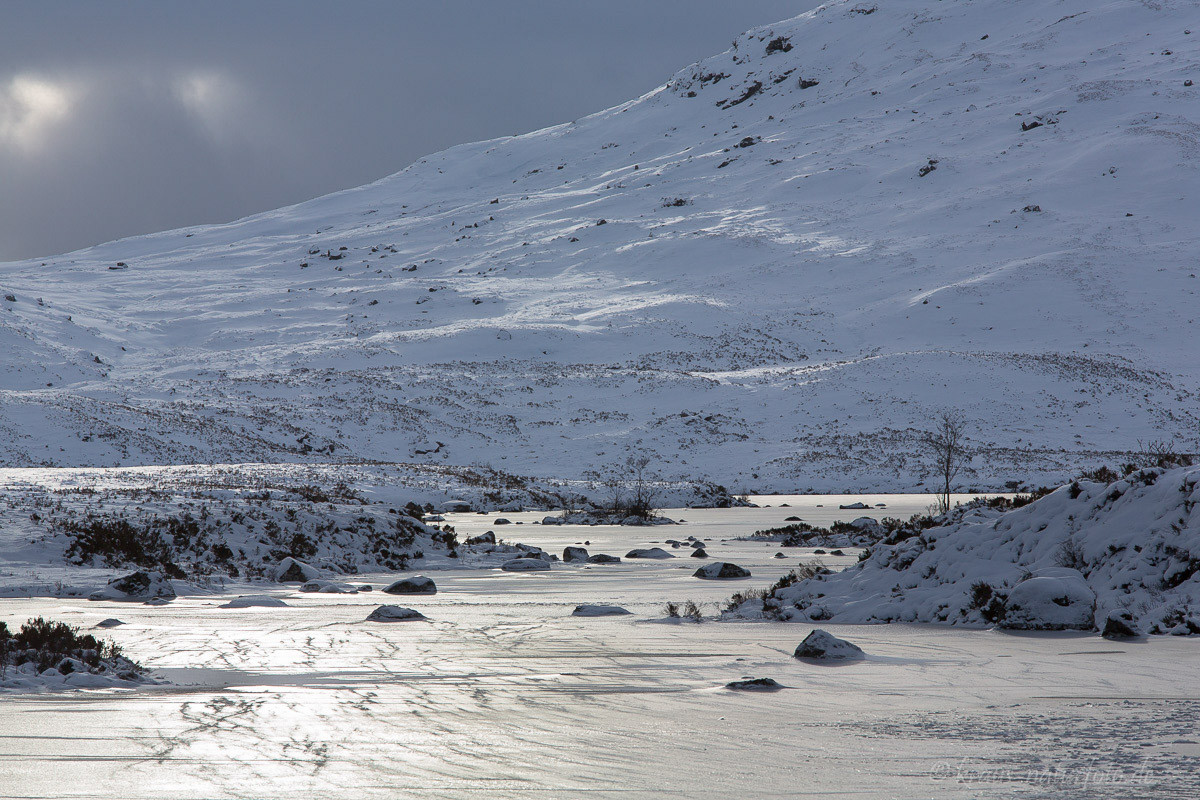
[2,503,1198,798]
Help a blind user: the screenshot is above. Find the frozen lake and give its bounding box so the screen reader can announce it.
[1,496,1197,798]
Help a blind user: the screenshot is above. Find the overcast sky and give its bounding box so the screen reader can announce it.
[0,1,813,262]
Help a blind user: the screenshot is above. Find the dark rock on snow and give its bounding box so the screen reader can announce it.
[383,576,437,595]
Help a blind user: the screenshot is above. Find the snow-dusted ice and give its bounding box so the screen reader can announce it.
[0,493,1197,798]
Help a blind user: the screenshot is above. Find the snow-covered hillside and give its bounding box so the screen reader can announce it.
[733,465,1200,636]
[1,0,1197,490]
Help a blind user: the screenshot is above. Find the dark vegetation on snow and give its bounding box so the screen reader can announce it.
[0,618,141,679]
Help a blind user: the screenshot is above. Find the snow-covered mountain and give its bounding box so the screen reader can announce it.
[1,0,1197,490]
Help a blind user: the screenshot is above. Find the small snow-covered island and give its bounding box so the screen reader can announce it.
[1,0,1198,797]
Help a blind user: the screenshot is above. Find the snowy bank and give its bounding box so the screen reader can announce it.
[729,467,1200,635]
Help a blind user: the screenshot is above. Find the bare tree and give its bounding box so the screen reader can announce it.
[624,453,660,519]
[924,412,968,514]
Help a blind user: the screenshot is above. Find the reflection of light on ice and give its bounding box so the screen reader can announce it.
[0,496,1194,797]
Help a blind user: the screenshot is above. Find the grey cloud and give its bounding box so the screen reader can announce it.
[0,1,813,261]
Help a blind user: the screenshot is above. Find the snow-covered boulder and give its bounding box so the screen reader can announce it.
[693,562,751,579]
[383,576,437,595]
[563,546,589,563]
[540,516,564,526]
[219,595,289,609]
[501,558,550,571]
[88,571,176,602]
[625,548,674,559]
[690,548,708,558]
[464,531,496,545]
[793,630,864,661]
[94,618,124,628]
[1000,570,1096,631]
[839,502,869,510]
[366,605,426,622]
[848,516,884,537]
[273,557,322,583]
[442,500,473,513]
[587,553,621,564]
[572,604,631,617]
[1101,609,1141,639]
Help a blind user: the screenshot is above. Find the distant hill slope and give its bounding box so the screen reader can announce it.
[1,0,1197,490]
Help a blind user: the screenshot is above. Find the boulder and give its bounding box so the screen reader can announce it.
[587,553,621,564]
[366,605,426,622]
[219,595,289,608]
[501,558,551,571]
[625,548,674,559]
[690,548,709,558]
[442,500,473,513]
[274,557,322,583]
[300,581,359,594]
[464,531,496,546]
[493,518,512,525]
[725,677,783,691]
[563,546,589,563]
[95,618,125,628]
[1000,570,1096,631]
[572,604,631,617]
[540,516,564,525]
[793,629,865,661]
[693,562,751,579]
[88,571,176,601]
[784,516,801,522]
[383,576,437,595]
[1102,610,1140,639]
[838,502,869,510]
[774,552,788,559]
